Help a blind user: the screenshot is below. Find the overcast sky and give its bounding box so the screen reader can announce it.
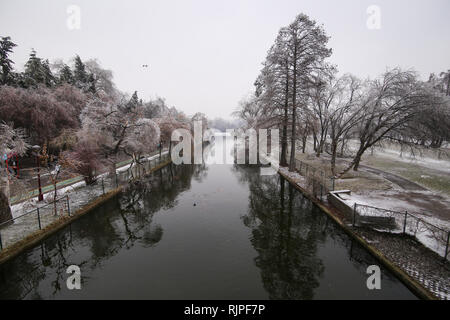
[1,0,449,119]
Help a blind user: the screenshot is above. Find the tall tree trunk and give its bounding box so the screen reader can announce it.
[330,140,338,176]
[256,130,260,164]
[280,65,289,167]
[289,46,297,172]
[340,138,345,157]
[353,154,363,171]
[313,132,317,152]
[337,147,365,177]
[302,135,307,153]
[446,75,450,96]
[0,177,13,224]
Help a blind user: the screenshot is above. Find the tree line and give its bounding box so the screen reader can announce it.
[234,14,450,177]
[0,36,203,221]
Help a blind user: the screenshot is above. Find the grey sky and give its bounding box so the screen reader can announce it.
[1,0,449,119]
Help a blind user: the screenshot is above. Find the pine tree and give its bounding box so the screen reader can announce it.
[121,91,141,113]
[73,55,88,87]
[129,91,140,109]
[59,64,74,84]
[23,49,45,87]
[42,59,55,87]
[0,36,17,85]
[88,73,96,94]
[130,91,139,106]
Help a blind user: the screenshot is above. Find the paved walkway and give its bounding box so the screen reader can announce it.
[359,165,427,191]
[9,151,164,205]
[1,151,170,251]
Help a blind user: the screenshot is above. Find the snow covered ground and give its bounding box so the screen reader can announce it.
[336,191,450,258]
[0,152,169,250]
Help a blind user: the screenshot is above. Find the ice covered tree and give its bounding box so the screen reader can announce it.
[85,59,116,96]
[0,36,17,85]
[58,64,74,85]
[325,75,366,175]
[282,14,332,171]
[22,49,45,87]
[249,14,332,170]
[337,68,442,176]
[0,85,86,145]
[123,118,160,176]
[74,55,88,89]
[79,92,158,173]
[42,59,55,87]
[0,123,29,223]
[64,136,103,185]
[153,116,190,154]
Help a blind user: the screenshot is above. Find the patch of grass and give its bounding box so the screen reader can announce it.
[294,151,394,193]
[363,156,450,196]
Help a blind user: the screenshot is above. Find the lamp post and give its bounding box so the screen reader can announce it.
[32,145,43,202]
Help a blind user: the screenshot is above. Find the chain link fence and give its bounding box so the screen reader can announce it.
[294,159,335,200]
[353,203,450,261]
[0,152,171,252]
[0,195,70,250]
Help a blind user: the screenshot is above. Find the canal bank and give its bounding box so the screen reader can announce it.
[277,168,436,300]
[0,136,418,299]
[0,157,172,266]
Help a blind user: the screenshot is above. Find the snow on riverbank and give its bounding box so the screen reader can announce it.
[337,190,450,258]
[10,151,169,219]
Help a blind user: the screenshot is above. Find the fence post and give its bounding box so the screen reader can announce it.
[37,207,42,230]
[403,211,408,235]
[65,195,70,216]
[102,177,105,195]
[115,171,118,187]
[0,231,3,251]
[445,231,450,261]
[332,177,335,191]
[353,203,357,227]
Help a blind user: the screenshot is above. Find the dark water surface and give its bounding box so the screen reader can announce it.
[0,140,416,299]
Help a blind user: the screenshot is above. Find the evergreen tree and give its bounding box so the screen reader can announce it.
[0,36,17,85]
[74,55,88,87]
[87,73,96,94]
[42,59,55,87]
[129,91,140,109]
[120,91,141,113]
[59,64,74,84]
[23,49,45,87]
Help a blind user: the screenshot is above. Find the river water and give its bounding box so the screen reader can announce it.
[0,137,416,299]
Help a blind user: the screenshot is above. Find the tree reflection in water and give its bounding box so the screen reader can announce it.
[234,165,402,299]
[234,165,326,299]
[0,163,207,299]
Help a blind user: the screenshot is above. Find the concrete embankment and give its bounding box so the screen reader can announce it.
[0,159,172,266]
[277,168,436,300]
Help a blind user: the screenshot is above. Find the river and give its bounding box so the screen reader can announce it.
[0,137,416,299]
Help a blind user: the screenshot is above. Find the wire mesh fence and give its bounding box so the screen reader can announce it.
[0,195,70,250]
[0,152,171,252]
[111,152,171,191]
[294,159,335,200]
[353,203,450,260]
